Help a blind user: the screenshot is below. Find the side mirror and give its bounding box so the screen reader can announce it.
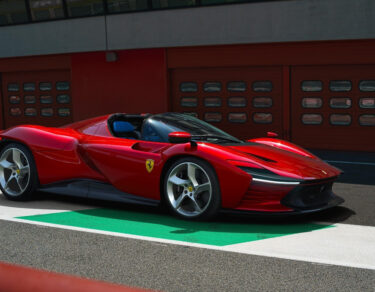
[267,131,278,138]
[168,132,192,144]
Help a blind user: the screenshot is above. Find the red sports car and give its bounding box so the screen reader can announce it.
[0,113,343,220]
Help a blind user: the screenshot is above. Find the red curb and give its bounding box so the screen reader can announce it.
[0,261,153,292]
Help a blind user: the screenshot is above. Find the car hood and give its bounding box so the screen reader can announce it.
[226,143,341,180]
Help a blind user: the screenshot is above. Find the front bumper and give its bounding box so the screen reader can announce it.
[224,194,344,217]
[233,177,344,215]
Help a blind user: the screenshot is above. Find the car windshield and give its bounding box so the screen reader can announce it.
[142,113,243,144]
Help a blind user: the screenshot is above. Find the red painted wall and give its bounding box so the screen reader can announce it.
[71,49,168,121]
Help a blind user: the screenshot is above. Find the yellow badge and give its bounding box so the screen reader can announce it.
[146,159,155,173]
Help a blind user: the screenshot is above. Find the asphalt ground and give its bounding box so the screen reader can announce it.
[0,151,374,291]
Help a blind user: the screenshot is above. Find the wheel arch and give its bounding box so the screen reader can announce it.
[159,154,218,203]
[0,138,32,153]
[0,140,40,200]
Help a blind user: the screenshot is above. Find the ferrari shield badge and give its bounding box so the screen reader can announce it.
[146,159,155,173]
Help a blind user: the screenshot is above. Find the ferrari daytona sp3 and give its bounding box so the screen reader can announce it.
[0,113,343,220]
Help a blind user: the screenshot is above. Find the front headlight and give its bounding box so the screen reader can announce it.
[238,166,302,185]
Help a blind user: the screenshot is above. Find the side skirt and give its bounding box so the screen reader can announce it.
[37,180,159,207]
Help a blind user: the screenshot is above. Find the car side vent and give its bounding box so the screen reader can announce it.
[249,153,276,163]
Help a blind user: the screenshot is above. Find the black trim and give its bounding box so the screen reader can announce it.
[224,142,257,146]
[222,195,344,217]
[38,179,159,206]
[281,182,336,210]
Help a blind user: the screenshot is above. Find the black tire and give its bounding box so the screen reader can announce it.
[0,143,39,201]
[163,157,221,220]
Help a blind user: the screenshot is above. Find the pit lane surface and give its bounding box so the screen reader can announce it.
[0,156,374,291]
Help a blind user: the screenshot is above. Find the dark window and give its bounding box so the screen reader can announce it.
[41,108,53,117]
[7,83,19,92]
[330,114,351,126]
[39,82,52,91]
[227,81,246,92]
[201,0,250,4]
[359,115,375,126]
[252,81,272,92]
[29,0,64,21]
[152,0,197,9]
[58,108,71,117]
[228,97,247,107]
[359,97,375,109]
[329,80,352,92]
[253,97,273,108]
[183,112,198,118]
[40,95,53,104]
[66,0,104,17]
[204,97,221,107]
[107,0,148,13]
[302,114,323,125]
[302,81,323,92]
[10,107,22,116]
[23,83,36,91]
[56,81,70,91]
[253,112,272,124]
[0,0,28,25]
[359,80,375,92]
[329,97,352,109]
[25,107,37,116]
[180,97,197,107]
[228,112,247,123]
[24,95,36,104]
[9,96,20,104]
[180,82,198,93]
[302,97,322,108]
[57,94,71,104]
[204,112,222,123]
[203,82,221,92]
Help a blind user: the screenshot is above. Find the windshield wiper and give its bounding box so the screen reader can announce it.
[191,135,241,143]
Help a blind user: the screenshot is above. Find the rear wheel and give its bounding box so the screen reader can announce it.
[163,157,221,220]
[0,143,38,201]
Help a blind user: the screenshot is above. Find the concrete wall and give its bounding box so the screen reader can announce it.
[1,0,375,58]
[0,16,106,57]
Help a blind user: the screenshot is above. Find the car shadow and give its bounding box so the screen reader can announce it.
[219,206,355,225]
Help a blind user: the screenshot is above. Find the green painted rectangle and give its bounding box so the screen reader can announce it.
[18,209,331,246]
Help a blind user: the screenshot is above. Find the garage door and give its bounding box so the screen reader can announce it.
[291,65,375,151]
[171,67,283,140]
[1,70,72,129]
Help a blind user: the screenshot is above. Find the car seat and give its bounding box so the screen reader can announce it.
[113,121,141,139]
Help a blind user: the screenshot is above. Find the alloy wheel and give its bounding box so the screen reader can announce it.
[0,147,31,196]
[166,162,212,217]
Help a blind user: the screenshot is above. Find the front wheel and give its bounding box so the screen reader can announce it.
[0,143,38,201]
[163,157,221,220]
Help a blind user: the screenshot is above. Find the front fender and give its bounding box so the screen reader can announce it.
[249,138,317,159]
[162,143,251,208]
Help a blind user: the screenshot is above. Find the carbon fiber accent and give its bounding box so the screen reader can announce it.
[281,181,336,209]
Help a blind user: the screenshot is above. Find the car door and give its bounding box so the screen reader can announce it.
[79,135,169,200]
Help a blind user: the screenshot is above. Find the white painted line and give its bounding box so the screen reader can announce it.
[1,195,375,271]
[224,223,375,271]
[3,217,218,250]
[2,216,374,271]
[0,195,94,218]
[325,160,375,166]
